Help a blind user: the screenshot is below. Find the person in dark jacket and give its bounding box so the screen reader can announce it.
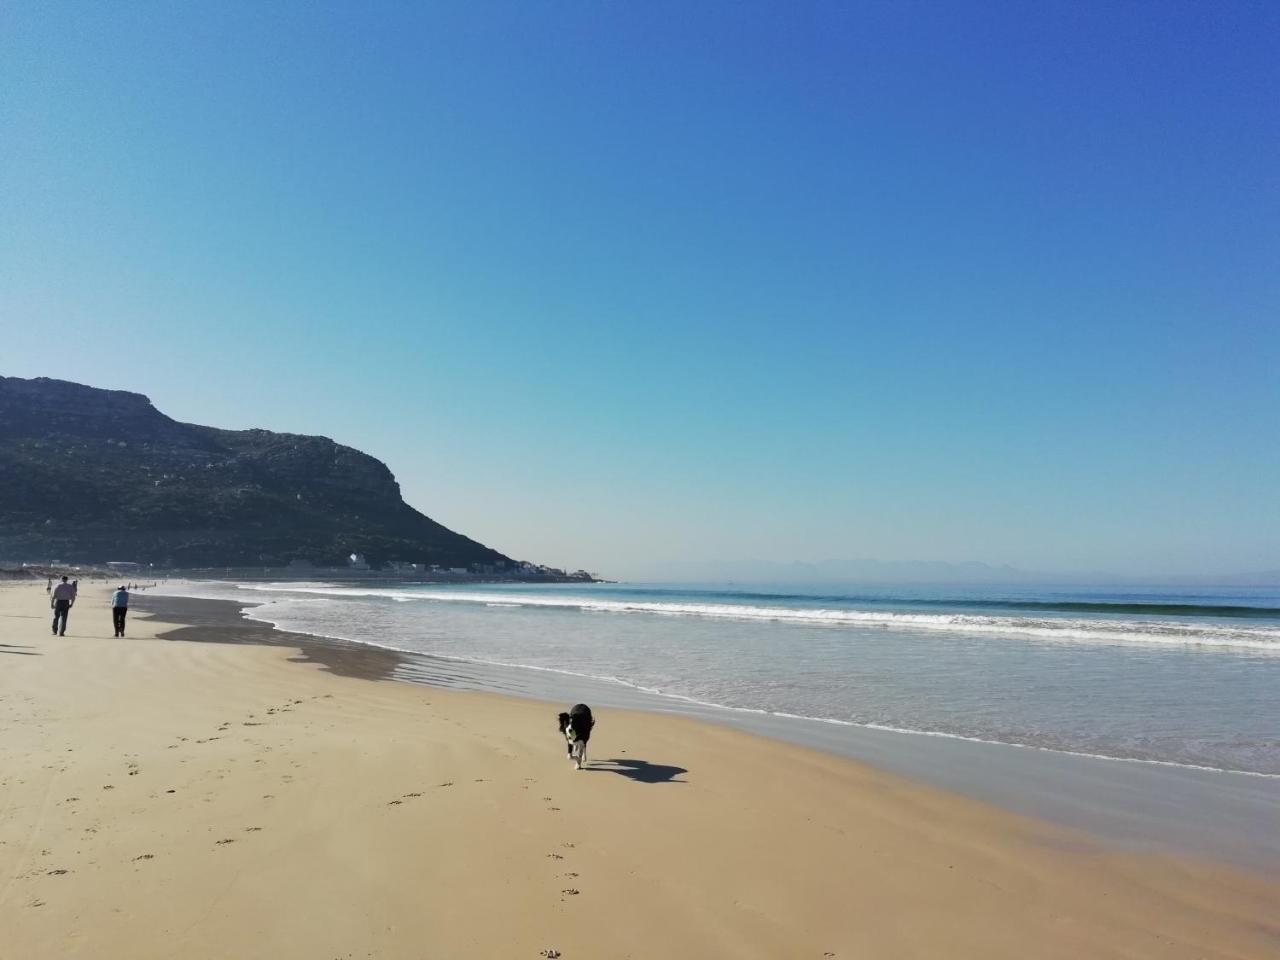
[111,585,130,637]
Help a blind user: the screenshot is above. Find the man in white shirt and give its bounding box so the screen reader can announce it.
[50,576,75,636]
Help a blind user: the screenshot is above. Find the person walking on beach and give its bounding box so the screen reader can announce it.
[111,585,130,637]
[50,576,75,636]
[46,577,52,595]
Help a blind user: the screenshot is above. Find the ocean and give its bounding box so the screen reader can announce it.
[156,579,1280,778]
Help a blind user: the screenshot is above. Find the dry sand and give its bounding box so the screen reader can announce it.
[1,580,1276,959]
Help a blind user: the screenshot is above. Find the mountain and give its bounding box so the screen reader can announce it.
[0,376,512,569]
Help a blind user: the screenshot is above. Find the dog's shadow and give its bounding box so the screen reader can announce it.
[587,757,687,784]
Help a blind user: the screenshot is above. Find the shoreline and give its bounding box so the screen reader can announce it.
[143,587,1280,874]
[2,580,1278,958]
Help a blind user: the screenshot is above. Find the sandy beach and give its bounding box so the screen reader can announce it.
[1,580,1276,959]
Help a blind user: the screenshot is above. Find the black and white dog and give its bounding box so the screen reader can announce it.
[557,703,594,770]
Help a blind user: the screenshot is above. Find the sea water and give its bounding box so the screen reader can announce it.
[157,579,1280,777]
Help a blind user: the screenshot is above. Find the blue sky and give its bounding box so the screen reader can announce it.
[2,1,1277,579]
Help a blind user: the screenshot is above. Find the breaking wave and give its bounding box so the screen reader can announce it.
[233,583,1280,652]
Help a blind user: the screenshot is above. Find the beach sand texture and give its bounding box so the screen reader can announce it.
[1,581,1276,959]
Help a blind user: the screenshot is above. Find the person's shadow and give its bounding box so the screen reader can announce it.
[587,757,687,783]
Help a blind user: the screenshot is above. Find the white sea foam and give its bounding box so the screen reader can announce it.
[229,583,1280,651]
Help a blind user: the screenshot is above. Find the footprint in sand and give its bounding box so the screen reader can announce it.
[132,854,154,862]
[403,792,422,798]
[438,782,453,788]
[245,827,262,832]
[47,869,69,876]
[215,838,236,846]
[561,843,575,849]
[540,950,560,959]
[547,807,560,812]
[560,888,579,897]
[563,872,578,879]
[387,799,403,806]
[546,853,564,860]
[102,785,115,791]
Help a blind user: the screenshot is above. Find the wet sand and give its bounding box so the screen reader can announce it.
[1,580,1277,959]
[153,588,1280,872]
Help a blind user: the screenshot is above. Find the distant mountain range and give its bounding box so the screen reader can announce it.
[0,376,512,569]
[638,558,1280,587]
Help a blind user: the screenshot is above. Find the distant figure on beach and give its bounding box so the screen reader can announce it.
[50,576,75,636]
[111,585,130,637]
[72,579,79,597]
[46,577,52,595]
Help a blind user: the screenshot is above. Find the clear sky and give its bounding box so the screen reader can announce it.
[2,2,1277,580]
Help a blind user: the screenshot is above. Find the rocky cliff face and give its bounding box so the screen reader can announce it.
[0,376,511,568]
